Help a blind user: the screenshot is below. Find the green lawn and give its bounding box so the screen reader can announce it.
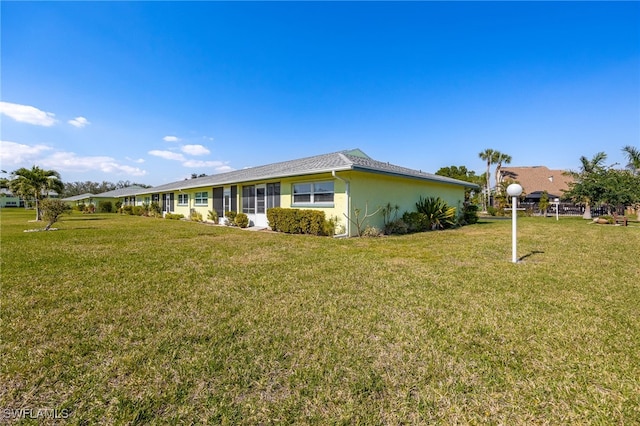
[1,209,638,424]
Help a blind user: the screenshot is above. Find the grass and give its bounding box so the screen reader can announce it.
[1,208,639,424]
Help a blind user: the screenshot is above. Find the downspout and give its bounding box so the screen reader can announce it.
[332,170,350,237]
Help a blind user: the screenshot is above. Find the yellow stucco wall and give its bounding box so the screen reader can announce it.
[127,170,467,235]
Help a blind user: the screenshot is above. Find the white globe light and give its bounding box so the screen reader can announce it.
[506,183,523,197]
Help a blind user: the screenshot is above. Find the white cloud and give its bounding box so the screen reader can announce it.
[0,101,57,127]
[68,116,90,128]
[163,136,180,142]
[0,140,53,165]
[181,144,210,156]
[126,157,145,164]
[40,152,146,176]
[148,150,185,161]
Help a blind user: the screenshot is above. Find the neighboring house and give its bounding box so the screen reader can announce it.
[498,166,574,202]
[113,149,476,236]
[0,188,24,208]
[62,193,96,207]
[62,186,148,208]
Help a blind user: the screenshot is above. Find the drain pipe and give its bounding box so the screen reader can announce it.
[332,170,350,237]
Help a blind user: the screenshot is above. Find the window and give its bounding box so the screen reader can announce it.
[194,191,208,206]
[293,181,334,204]
[178,194,189,206]
[267,183,280,209]
[242,185,255,214]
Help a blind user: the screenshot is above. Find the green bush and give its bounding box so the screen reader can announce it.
[208,210,218,223]
[402,211,429,232]
[267,208,331,236]
[132,206,144,216]
[150,202,162,217]
[190,211,203,222]
[165,213,184,220]
[115,201,122,211]
[40,198,71,230]
[384,219,408,235]
[235,212,249,228]
[224,211,238,226]
[98,201,113,213]
[74,203,86,213]
[461,203,479,225]
[122,205,134,215]
[487,206,498,216]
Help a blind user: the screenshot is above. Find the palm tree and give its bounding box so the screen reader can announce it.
[9,166,64,221]
[622,145,640,175]
[493,152,512,205]
[567,152,607,219]
[478,149,497,211]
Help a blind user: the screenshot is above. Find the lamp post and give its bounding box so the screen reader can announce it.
[506,183,523,263]
[554,198,560,221]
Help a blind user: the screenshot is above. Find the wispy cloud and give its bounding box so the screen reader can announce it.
[68,116,90,128]
[181,144,210,156]
[163,135,180,142]
[126,157,145,164]
[40,152,146,176]
[0,140,53,165]
[0,101,57,127]
[148,150,185,161]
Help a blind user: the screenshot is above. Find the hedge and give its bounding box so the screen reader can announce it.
[267,207,329,236]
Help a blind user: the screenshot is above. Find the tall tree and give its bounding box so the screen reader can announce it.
[565,152,607,219]
[494,152,512,190]
[622,145,640,175]
[478,149,497,211]
[8,166,64,221]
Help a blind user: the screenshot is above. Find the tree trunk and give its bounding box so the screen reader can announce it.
[582,203,592,220]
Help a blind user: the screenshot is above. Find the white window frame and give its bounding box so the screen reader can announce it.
[177,194,189,206]
[194,191,208,206]
[292,181,334,206]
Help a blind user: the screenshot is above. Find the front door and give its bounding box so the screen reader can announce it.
[255,184,267,227]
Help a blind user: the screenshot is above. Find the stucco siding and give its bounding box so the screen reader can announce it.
[348,171,466,233]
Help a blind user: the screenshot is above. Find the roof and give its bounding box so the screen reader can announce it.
[132,149,477,194]
[499,166,574,198]
[93,185,148,198]
[61,193,95,202]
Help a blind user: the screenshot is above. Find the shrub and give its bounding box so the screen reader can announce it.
[122,205,134,215]
[460,203,479,225]
[190,211,203,222]
[402,211,429,233]
[225,211,238,226]
[165,213,184,220]
[415,196,456,230]
[362,226,383,237]
[98,201,113,213]
[235,212,249,228]
[384,219,408,235]
[487,206,498,216]
[115,201,122,211]
[40,198,71,230]
[132,206,144,216]
[267,208,332,236]
[149,202,162,217]
[74,203,86,213]
[208,210,218,223]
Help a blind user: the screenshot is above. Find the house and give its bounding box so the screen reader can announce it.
[112,149,477,236]
[62,186,147,209]
[497,166,574,202]
[0,188,24,208]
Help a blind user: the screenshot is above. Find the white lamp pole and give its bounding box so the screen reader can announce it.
[554,198,560,221]
[506,183,523,263]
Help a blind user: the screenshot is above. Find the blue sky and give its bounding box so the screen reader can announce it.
[1,1,638,186]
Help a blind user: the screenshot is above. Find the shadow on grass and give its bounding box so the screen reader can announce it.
[64,217,107,221]
[519,250,545,261]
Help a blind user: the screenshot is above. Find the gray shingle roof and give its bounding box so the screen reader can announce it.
[61,193,95,202]
[100,149,477,196]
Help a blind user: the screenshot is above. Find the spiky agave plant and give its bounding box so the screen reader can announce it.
[415,196,457,230]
